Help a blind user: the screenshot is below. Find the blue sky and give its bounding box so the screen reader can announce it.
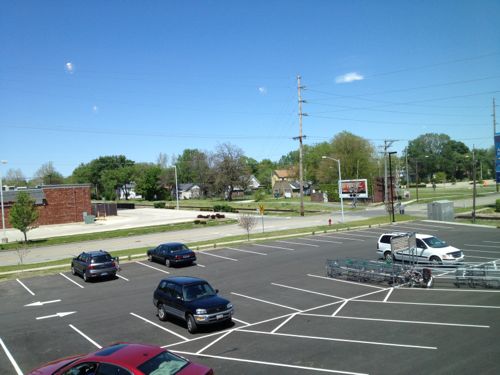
[1,0,499,178]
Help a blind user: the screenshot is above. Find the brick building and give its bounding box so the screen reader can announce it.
[1,184,92,227]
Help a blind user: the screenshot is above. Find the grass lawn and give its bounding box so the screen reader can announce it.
[0,219,236,251]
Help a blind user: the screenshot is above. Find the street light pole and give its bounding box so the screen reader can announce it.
[174,165,179,210]
[322,156,344,223]
[0,160,7,243]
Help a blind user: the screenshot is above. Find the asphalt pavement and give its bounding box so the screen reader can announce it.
[1,193,498,267]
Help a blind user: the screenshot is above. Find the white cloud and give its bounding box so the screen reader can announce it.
[65,62,74,74]
[92,105,99,114]
[335,72,364,84]
[258,86,267,95]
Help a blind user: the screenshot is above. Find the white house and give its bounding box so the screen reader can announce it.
[178,183,201,199]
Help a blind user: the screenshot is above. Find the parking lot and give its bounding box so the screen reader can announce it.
[1,221,499,374]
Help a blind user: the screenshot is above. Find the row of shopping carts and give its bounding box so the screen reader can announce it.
[325,258,433,288]
[326,258,500,289]
[453,262,500,288]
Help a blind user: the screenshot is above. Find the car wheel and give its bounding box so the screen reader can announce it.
[165,259,171,268]
[430,256,442,266]
[71,266,76,275]
[157,304,168,321]
[383,251,393,262]
[83,272,89,282]
[187,314,197,333]
[148,254,153,262]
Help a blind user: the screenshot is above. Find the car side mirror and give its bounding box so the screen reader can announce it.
[215,289,219,294]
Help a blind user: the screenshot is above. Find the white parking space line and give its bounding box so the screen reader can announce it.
[331,300,348,317]
[276,240,319,247]
[69,324,102,349]
[239,329,437,350]
[324,235,365,242]
[59,273,85,288]
[401,287,500,293]
[383,288,394,302]
[135,261,170,274]
[484,240,500,244]
[196,330,233,354]
[390,225,439,232]
[307,274,387,290]
[225,247,268,255]
[0,338,23,375]
[116,274,129,282]
[464,244,500,248]
[172,350,369,375]
[305,237,343,244]
[336,233,378,238]
[253,243,295,251]
[199,252,238,261]
[407,222,455,230]
[463,249,500,254]
[196,263,206,268]
[464,255,499,260]
[300,314,490,329]
[232,317,250,325]
[130,312,189,341]
[354,299,500,309]
[231,292,301,311]
[271,283,346,300]
[16,278,35,296]
[271,313,296,334]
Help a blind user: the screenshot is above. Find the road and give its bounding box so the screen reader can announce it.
[1,193,498,267]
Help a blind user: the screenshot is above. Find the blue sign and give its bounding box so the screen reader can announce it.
[496,133,500,183]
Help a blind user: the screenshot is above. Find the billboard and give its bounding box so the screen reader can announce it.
[340,179,368,198]
[496,133,500,183]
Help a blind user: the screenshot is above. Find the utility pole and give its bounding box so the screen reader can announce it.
[493,98,498,192]
[472,146,477,223]
[383,140,397,205]
[295,75,307,217]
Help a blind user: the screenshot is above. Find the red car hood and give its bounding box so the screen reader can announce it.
[27,355,81,375]
[178,362,213,375]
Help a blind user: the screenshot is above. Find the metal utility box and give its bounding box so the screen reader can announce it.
[427,200,454,222]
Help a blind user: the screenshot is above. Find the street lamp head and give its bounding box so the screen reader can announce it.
[0,160,7,165]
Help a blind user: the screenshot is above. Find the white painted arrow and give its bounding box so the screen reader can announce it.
[36,312,76,320]
[25,299,61,307]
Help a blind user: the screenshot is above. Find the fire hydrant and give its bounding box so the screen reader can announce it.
[328,218,332,226]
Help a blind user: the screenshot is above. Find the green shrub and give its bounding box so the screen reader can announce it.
[153,201,166,208]
[213,204,236,213]
[253,190,267,202]
[496,199,500,213]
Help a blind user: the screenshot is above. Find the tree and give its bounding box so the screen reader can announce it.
[4,168,27,187]
[34,161,64,185]
[317,132,377,185]
[70,155,135,198]
[9,191,39,243]
[238,213,257,241]
[135,164,166,201]
[212,143,250,201]
[407,133,451,181]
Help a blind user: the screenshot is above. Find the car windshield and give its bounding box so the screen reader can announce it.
[91,255,112,263]
[169,244,189,252]
[183,282,216,301]
[423,236,448,248]
[137,351,188,375]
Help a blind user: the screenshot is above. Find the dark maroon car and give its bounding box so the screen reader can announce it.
[27,342,213,375]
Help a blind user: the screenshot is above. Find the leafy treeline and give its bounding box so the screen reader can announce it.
[4,132,495,200]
